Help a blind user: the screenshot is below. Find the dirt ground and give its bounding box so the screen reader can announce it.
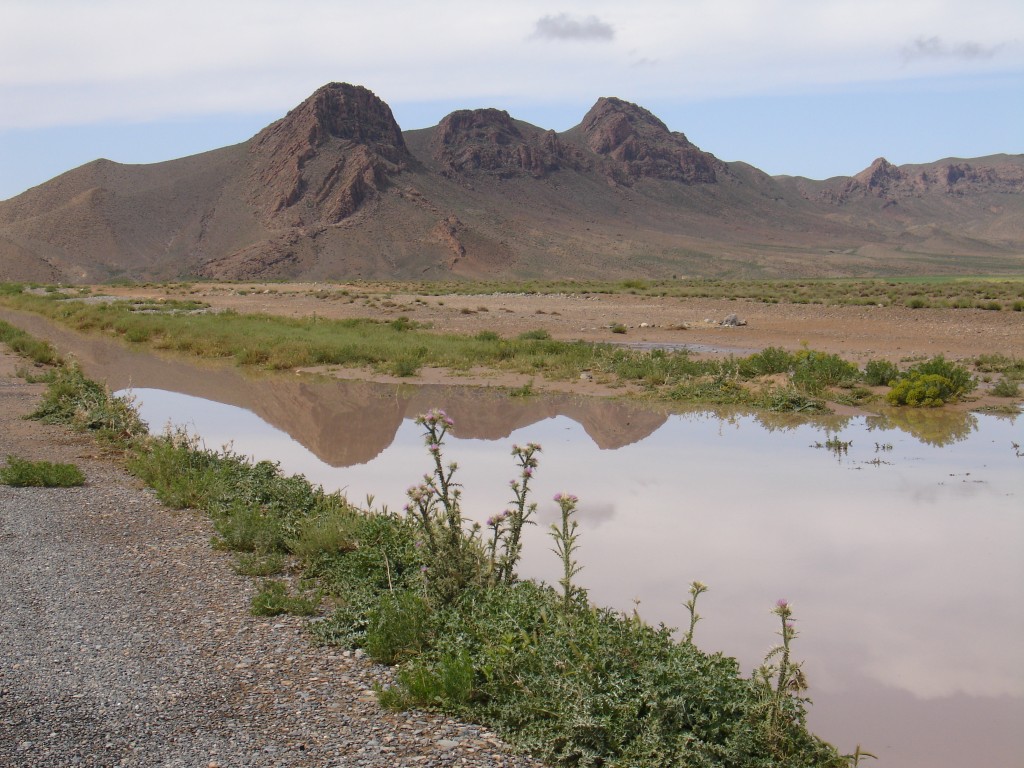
[106,282,1024,366]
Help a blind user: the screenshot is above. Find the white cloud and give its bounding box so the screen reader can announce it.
[901,36,1003,62]
[531,13,615,41]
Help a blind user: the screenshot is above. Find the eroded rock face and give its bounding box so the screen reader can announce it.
[577,97,721,185]
[247,82,410,225]
[432,108,585,178]
[829,156,1024,202]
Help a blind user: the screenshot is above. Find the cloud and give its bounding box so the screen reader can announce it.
[901,36,1002,62]
[531,13,615,42]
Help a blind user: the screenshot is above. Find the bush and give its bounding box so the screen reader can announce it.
[741,346,796,377]
[28,364,148,442]
[903,356,975,398]
[863,359,899,386]
[0,455,85,487]
[992,378,1021,397]
[887,373,959,407]
[790,351,861,394]
[517,328,552,341]
[250,580,318,616]
[366,590,432,664]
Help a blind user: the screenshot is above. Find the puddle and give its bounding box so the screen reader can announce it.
[3,307,1023,768]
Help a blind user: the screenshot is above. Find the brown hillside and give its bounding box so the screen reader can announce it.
[0,82,1021,283]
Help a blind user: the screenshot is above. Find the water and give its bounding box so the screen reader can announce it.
[3,308,1022,767]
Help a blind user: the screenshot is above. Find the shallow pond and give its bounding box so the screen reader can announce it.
[4,308,1023,768]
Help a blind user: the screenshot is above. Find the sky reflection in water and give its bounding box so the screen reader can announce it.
[127,386,1024,768]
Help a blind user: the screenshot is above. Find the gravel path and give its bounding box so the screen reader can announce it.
[0,351,544,768]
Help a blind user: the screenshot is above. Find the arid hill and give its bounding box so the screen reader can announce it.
[1,82,1021,283]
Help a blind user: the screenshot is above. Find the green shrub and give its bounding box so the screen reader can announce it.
[28,364,148,441]
[992,378,1021,397]
[517,328,551,341]
[791,351,861,394]
[0,320,62,365]
[366,590,432,664]
[610,323,628,334]
[378,649,475,710]
[886,373,959,407]
[906,298,927,309]
[863,359,899,386]
[904,356,975,397]
[391,356,421,377]
[741,346,796,377]
[250,580,318,616]
[232,552,285,576]
[0,455,85,487]
[286,506,360,560]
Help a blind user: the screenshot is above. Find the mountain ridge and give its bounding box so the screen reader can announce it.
[1,82,1021,283]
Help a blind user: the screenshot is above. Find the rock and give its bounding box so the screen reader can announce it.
[722,314,746,327]
[247,82,410,226]
[573,97,722,185]
[431,109,585,179]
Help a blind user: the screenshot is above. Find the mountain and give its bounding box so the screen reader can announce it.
[1,82,1021,283]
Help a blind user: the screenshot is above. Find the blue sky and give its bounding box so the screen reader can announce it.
[1,0,1022,200]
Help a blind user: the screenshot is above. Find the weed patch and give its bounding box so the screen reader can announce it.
[0,455,85,487]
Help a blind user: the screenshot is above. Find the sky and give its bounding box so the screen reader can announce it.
[1,0,1022,200]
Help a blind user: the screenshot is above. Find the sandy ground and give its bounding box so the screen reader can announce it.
[106,283,1024,367]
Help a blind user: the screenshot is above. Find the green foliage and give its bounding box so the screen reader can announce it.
[286,506,361,561]
[0,455,85,487]
[741,346,796,377]
[886,373,958,407]
[863,359,899,386]
[991,378,1021,397]
[250,580,319,616]
[372,583,842,768]
[885,356,976,407]
[27,364,148,442]
[0,319,62,365]
[390,356,421,377]
[790,350,861,395]
[366,590,432,664]
[517,328,552,341]
[610,323,628,334]
[232,552,285,577]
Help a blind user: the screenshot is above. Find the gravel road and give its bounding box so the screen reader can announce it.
[0,352,544,768]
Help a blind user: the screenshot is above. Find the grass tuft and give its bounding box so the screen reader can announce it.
[0,455,85,487]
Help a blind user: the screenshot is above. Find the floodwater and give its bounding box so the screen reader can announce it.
[3,308,1023,768]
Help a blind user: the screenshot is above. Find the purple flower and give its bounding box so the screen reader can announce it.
[776,599,789,609]
[428,443,440,454]
[523,466,534,477]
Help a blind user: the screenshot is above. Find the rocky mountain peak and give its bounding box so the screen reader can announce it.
[431,108,583,178]
[575,97,720,185]
[854,157,904,191]
[247,82,410,226]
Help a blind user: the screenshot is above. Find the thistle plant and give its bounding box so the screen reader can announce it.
[550,492,583,611]
[404,409,483,603]
[683,580,708,644]
[753,599,810,751]
[493,442,541,584]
